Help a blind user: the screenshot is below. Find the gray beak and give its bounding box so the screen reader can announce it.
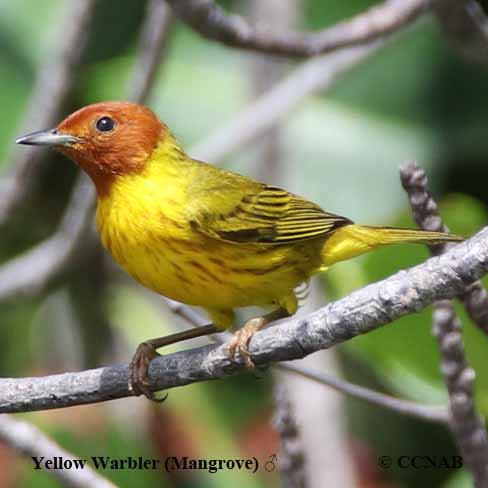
[16,129,81,147]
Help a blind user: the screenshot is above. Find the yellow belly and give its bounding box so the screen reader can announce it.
[101,220,314,308]
[97,200,320,312]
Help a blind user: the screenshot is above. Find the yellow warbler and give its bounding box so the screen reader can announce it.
[17,101,462,399]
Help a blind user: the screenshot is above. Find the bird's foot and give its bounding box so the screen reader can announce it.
[129,342,166,402]
[128,324,219,401]
[228,316,267,368]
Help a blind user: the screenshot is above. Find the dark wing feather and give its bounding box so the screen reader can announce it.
[195,184,352,245]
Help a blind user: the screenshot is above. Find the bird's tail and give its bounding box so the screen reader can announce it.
[321,224,463,267]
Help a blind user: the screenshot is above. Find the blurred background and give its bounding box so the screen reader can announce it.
[0,0,487,487]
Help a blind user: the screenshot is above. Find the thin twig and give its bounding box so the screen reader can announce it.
[0,176,95,302]
[278,363,448,424]
[165,0,428,58]
[400,162,488,487]
[191,41,381,162]
[400,161,488,335]
[163,297,208,327]
[0,415,116,488]
[432,301,488,486]
[127,0,174,103]
[273,384,306,488]
[0,0,98,225]
[0,226,487,413]
[248,0,294,183]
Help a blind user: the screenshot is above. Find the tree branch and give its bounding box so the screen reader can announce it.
[191,41,382,163]
[0,415,116,488]
[272,383,306,488]
[161,297,449,424]
[278,363,448,424]
[0,176,95,302]
[400,162,488,486]
[165,0,428,58]
[1,226,487,413]
[432,301,488,486]
[127,0,173,103]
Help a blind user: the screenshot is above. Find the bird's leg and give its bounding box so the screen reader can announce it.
[228,308,290,368]
[129,323,219,400]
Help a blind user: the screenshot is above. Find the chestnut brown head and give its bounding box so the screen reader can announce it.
[17,101,164,195]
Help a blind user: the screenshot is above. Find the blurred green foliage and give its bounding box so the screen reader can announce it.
[0,0,487,487]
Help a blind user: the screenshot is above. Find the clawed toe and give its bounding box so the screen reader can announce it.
[129,342,163,401]
[228,333,255,368]
[127,325,221,401]
[228,317,266,368]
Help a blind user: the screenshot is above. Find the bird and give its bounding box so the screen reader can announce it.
[16,101,462,399]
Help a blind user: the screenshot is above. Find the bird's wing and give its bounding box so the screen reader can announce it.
[187,169,352,244]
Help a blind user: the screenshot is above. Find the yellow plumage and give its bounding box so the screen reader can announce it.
[96,133,460,329]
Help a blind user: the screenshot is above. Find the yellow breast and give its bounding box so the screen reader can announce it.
[95,146,319,314]
[96,160,204,304]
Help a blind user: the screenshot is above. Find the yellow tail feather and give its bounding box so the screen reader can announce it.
[321,224,463,267]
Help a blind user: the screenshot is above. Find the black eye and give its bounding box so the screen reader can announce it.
[96,116,115,133]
